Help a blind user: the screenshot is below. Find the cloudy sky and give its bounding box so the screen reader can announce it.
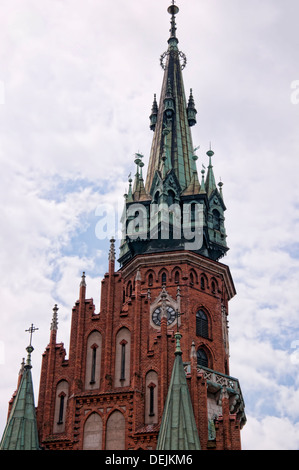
[0,0,299,450]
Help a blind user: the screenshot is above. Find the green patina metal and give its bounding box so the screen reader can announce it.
[118,3,229,266]
[156,332,201,450]
[0,329,40,450]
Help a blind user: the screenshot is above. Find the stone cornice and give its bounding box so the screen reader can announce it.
[119,251,236,300]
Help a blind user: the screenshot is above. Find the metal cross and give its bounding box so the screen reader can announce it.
[25,323,39,347]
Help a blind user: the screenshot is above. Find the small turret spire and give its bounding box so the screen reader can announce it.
[149,94,158,131]
[50,304,59,331]
[205,148,217,196]
[108,237,116,262]
[80,272,86,287]
[187,89,197,127]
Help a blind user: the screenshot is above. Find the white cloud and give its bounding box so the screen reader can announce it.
[242,415,299,450]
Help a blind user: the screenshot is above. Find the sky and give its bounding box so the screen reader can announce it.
[0,0,299,451]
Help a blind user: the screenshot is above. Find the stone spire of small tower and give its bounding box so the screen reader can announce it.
[50,304,59,331]
[80,272,86,288]
[108,237,116,275]
[109,237,115,262]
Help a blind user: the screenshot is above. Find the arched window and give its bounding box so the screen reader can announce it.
[197,348,209,368]
[174,271,180,284]
[85,331,102,390]
[190,272,194,285]
[200,276,205,290]
[115,328,131,387]
[212,209,220,231]
[53,380,69,434]
[83,413,103,450]
[106,411,126,450]
[145,371,158,424]
[148,273,153,287]
[161,272,167,285]
[127,281,132,297]
[196,310,209,338]
[167,190,175,207]
[57,393,65,425]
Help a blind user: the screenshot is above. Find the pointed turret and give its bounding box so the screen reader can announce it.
[149,94,158,131]
[187,89,197,127]
[0,327,39,450]
[118,3,229,266]
[205,149,217,196]
[145,3,197,195]
[156,331,201,450]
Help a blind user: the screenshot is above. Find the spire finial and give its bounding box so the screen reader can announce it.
[50,304,59,331]
[25,323,38,368]
[80,271,86,287]
[174,330,182,355]
[109,237,116,262]
[168,1,179,38]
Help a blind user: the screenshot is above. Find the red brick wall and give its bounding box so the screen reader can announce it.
[36,250,242,450]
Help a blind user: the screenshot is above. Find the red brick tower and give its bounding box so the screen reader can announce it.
[36,3,246,450]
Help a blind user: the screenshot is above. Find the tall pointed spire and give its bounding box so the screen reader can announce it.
[145,2,197,195]
[156,331,201,450]
[119,3,229,266]
[0,326,39,450]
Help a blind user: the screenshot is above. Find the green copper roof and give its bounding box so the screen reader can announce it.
[205,150,217,196]
[0,346,40,450]
[145,7,197,196]
[156,333,201,450]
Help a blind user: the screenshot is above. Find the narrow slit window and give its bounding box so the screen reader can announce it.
[57,393,65,425]
[149,386,155,416]
[120,341,126,381]
[90,346,97,384]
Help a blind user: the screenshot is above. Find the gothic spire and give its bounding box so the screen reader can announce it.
[156,331,201,450]
[145,2,198,195]
[50,304,59,331]
[0,328,39,450]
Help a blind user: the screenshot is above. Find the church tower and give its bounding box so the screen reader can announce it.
[33,3,246,450]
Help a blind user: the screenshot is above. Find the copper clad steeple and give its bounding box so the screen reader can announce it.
[146,3,197,195]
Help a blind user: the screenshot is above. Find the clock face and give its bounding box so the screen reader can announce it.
[152,306,176,326]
